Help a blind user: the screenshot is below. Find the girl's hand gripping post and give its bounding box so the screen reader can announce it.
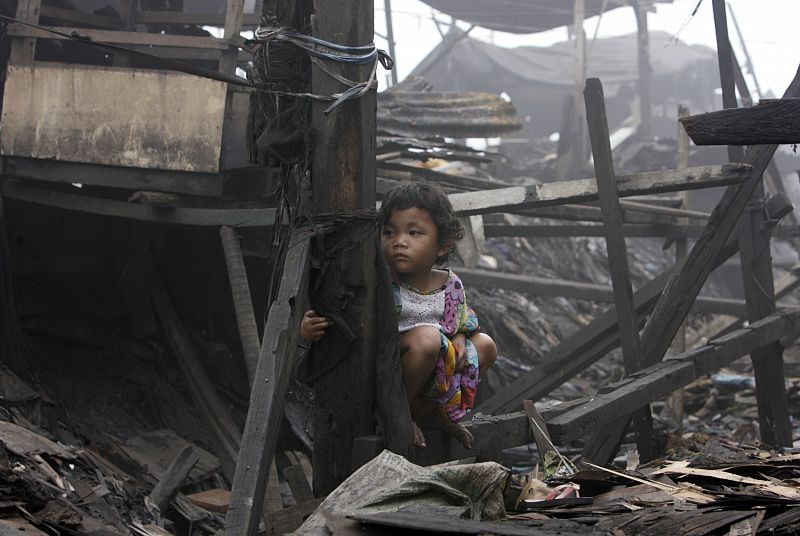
[300,310,330,343]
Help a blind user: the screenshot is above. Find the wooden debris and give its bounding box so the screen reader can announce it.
[147,446,200,512]
[680,99,800,146]
[448,164,751,215]
[187,489,232,514]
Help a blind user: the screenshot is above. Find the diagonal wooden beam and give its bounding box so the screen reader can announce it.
[225,232,312,536]
[448,164,751,216]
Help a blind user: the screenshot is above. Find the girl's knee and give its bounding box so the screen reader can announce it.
[400,325,442,357]
[471,332,497,369]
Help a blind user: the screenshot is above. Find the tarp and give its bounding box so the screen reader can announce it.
[410,30,718,137]
[418,0,671,34]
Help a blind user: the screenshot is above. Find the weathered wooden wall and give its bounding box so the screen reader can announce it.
[0,64,227,173]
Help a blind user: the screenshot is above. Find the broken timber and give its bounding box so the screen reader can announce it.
[585,77,651,459]
[590,62,800,462]
[448,164,751,216]
[476,192,793,416]
[547,309,800,442]
[680,99,800,146]
[225,232,311,536]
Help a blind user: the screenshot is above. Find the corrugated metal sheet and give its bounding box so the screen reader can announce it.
[378,89,523,139]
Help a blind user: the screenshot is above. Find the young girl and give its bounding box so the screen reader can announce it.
[300,181,497,449]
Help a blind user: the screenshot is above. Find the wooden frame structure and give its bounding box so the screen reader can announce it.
[1,1,799,534]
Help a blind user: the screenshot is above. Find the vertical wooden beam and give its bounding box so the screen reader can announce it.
[220,0,246,73]
[712,0,791,447]
[571,0,587,177]
[667,104,691,434]
[225,234,312,536]
[310,0,377,496]
[10,0,42,63]
[584,77,652,461]
[383,0,398,86]
[631,1,652,137]
[0,194,24,373]
[220,226,261,385]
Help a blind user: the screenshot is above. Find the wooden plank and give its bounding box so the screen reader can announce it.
[283,465,314,503]
[456,268,757,316]
[219,226,261,384]
[518,204,670,224]
[225,234,311,536]
[617,199,709,220]
[1,180,276,227]
[448,164,751,216]
[9,0,42,63]
[354,511,583,536]
[548,310,800,442]
[5,24,231,49]
[310,0,377,497]
[585,76,651,459]
[219,0,246,74]
[147,446,200,512]
[414,412,530,466]
[713,0,791,448]
[0,64,227,173]
[679,100,800,146]
[136,11,260,26]
[3,157,223,198]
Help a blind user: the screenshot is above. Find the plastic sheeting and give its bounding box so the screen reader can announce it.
[296,450,509,534]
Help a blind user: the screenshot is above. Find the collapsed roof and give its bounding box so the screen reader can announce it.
[410,29,718,138]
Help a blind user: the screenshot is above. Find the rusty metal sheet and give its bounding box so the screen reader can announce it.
[0,64,227,173]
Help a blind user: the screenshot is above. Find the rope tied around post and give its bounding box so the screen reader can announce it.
[251,26,393,113]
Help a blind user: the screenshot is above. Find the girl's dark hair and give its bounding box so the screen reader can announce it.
[379,180,464,264]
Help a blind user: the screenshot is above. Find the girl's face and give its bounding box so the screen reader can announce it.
[381,207,447,281]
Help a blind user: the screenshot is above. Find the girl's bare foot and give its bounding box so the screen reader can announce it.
[441,421,474,449]
[413,421,427,448]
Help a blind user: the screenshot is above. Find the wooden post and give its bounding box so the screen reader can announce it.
[667,104,691,434]
[220,0,246,74]
[712,0,791,447]
[0,194,24,373]
[584,78,652,461]
[310,0,377,496]
[631,1,652,137]
[9,0,42,63]
[220,226,261,385]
